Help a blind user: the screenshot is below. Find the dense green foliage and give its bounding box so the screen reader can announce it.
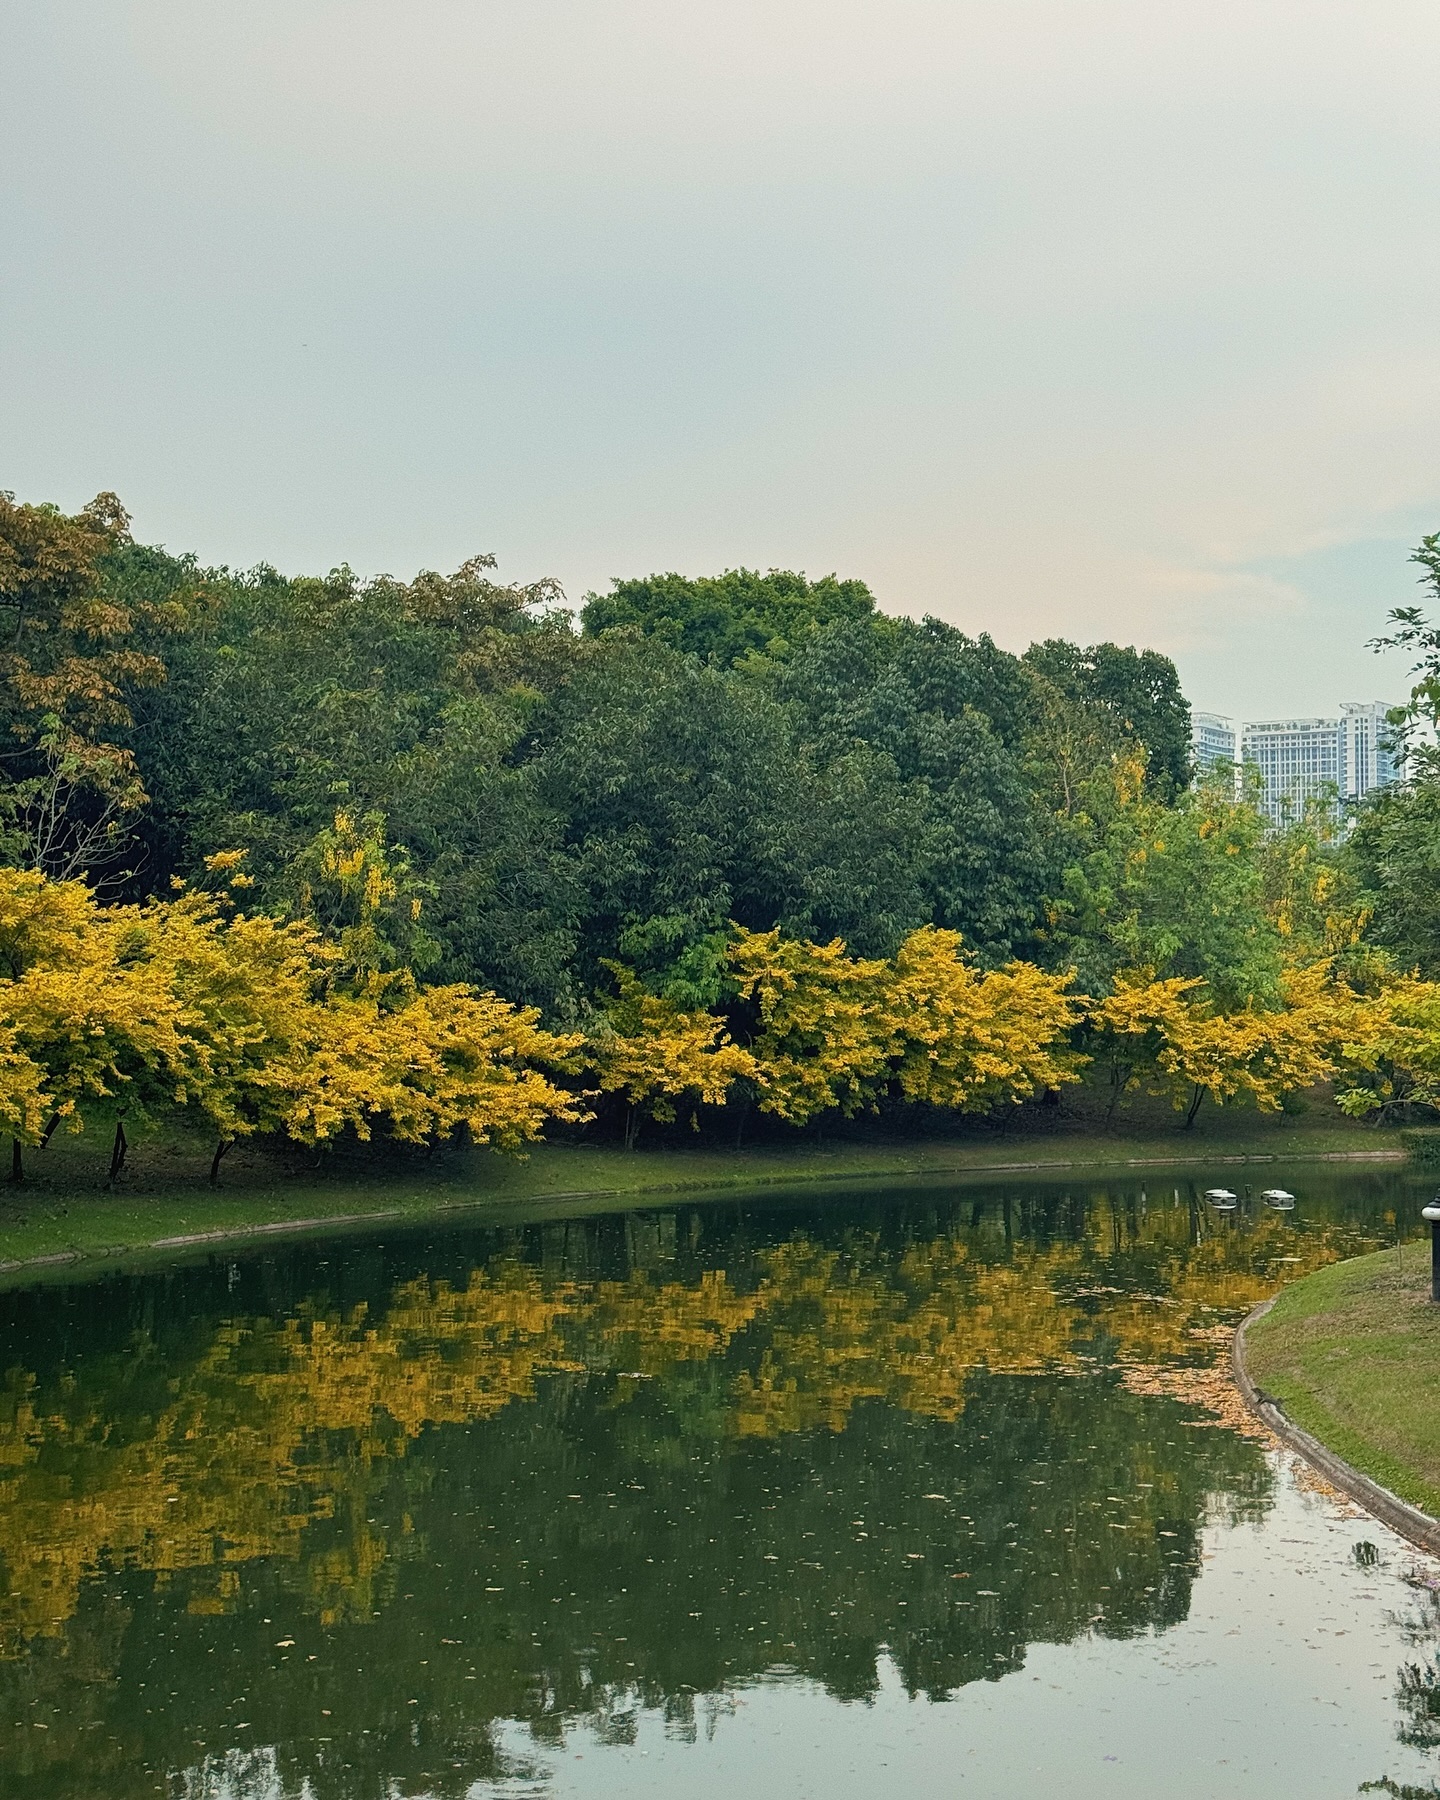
[0,496,1193,1015]
[1348,541,1440,980]
[579,566,879,666]
[10,486,1440,1149]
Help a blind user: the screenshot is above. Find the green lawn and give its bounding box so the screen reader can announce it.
[0,1104,1406,1279]
[1246,1246,1440,1516]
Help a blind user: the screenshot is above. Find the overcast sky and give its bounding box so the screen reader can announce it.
[4,1,1440,718]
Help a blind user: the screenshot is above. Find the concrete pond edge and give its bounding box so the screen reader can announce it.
[1233,1295,1440,1559]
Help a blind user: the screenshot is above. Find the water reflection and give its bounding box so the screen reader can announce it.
[0,1169,1429,1798]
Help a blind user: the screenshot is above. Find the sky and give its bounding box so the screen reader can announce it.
[4,2,1440,720]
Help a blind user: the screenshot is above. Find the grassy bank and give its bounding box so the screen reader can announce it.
[0,1104,1406,1278]
[1245,1247,1440,1516]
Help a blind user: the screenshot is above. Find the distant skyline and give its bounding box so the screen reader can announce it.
[4,2,1440,719]
[1194,699,1404,724]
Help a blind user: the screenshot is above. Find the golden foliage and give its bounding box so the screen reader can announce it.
[730,925,1085,1123]
[729,928,897,1124]
[885,927,1085,1110]
[280,984,588,1152]
[1091,962,1379,1121]
[588,966,755,1129]
[1334,972,1440,1117]
[0,869,584,1154]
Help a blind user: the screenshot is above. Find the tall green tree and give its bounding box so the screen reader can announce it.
[1345,782,1440,977]
[1344,531,1440,976]
[1022,638,1192,797]
[580,567,878,667]
[1051,763,1285,1007]
[117,547,583,1005]
[778,615,1058,961]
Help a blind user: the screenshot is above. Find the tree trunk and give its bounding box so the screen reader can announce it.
[107,1120,128,1184]
[9,1139,21,1185]
[1183,1086,1205,1129]
[209,1138,232,1186]
[38,1112,60,1149]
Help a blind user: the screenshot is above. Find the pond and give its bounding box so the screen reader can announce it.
[2,1164,1440,1799]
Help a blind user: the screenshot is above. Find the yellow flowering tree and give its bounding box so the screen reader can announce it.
[731,926,1087,1127]
[289,809,438,992]
[166,918,586,1166]
[1244,961,1373,1110]
[280,984,587,1154]
[0,871,219,1178]
[729,928,897,1126]
[1092,962,1364,1127]
[1334,973,1440,1120]
[0,867,587,1181]
[1260,801,1371,963]
[588,966,754,1147]
[141,895,347,1176]
[883,927,1086,1111]
[1091,972,1220,1125]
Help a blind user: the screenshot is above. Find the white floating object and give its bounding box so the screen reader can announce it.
[1204,1188,1238,1207]
[1262,1188,1296,1207]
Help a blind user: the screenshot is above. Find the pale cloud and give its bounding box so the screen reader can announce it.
[3,0,1439,716]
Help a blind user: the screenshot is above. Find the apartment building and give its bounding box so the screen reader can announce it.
[1191,712,1238,776]
[1193,701,1402,824]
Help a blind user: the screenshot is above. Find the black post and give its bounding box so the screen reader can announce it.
[1433,1217,1440,1305]
[1424,1204,1440,1302]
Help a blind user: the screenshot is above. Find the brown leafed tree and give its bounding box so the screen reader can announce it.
[0,491,170,880]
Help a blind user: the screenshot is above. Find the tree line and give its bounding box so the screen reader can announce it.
[0,487,1437,1176]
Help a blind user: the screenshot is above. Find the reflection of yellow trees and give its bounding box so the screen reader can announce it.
[730,1242,1082,1437]
[0,1263,577,1650]
[1084,1214,1343,1368]
[280,1267,579,1443]
[588,1268,763,1371]
[0,1209,1352,1653]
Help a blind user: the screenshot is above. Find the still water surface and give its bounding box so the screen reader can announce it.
[3,1166,1440,1799]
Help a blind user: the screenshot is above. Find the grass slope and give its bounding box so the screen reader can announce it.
[0,1106,1405,1277]
[1246,1247,1440,1516]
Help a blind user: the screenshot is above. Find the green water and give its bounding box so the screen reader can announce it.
[2,1166,1439,1798]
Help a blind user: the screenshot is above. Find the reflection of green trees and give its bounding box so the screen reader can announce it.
[1,1375,1262,1800]
[0,1171,1417,1798]
[1386,1584,1440,1754]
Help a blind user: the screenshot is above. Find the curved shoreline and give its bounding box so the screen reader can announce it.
[1233,1295,1440,1558]
[0,1142,1409,1284]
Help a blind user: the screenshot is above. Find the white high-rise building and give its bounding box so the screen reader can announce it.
[1338,701,1401,805]
[1233,702,1401,825]
[1191,712,1237,776]
[1239,717,1340,823]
